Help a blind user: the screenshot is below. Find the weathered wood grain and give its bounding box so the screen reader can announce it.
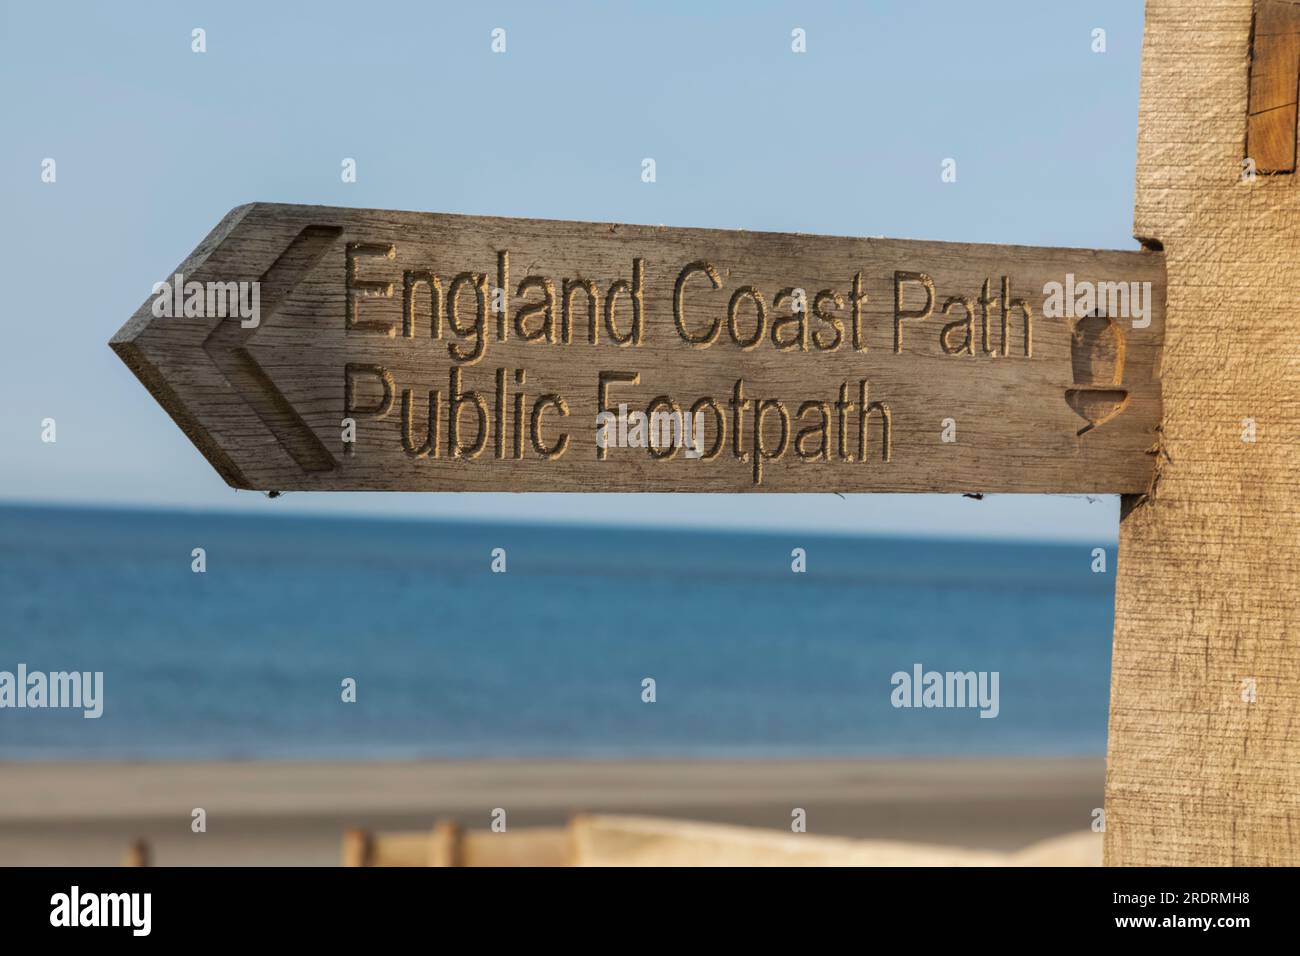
[111,203,1164,493]
[1106,0,1300,865]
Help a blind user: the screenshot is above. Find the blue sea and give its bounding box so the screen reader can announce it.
[0,504,1114,759]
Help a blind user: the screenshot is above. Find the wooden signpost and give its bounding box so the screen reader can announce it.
[1104,0,1299,867]
[112,203,1165,494]
[109,0,1297,868]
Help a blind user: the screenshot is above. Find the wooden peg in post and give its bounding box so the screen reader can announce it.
[1246,0,1300,172]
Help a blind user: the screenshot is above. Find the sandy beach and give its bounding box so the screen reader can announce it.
[0,757,1102,866]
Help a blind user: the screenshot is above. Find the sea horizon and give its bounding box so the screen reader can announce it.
[0,501,1115,761]
[0,496,1119,547]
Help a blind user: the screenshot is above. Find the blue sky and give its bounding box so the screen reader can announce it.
[0,0,1144,541]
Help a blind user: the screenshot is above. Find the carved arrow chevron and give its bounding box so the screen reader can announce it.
[111,203,1165,494]
[198,224,341,475]
[111,205,345,489]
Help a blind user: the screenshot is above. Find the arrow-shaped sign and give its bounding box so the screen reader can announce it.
[111,203,1164,494]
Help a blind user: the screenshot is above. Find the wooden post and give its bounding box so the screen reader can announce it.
[1105,0,1300,865]
[123,838,151,867]
[341,828,375,867]
[428,820,465,867]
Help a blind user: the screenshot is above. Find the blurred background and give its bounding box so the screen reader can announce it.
[0,0,1143,865]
